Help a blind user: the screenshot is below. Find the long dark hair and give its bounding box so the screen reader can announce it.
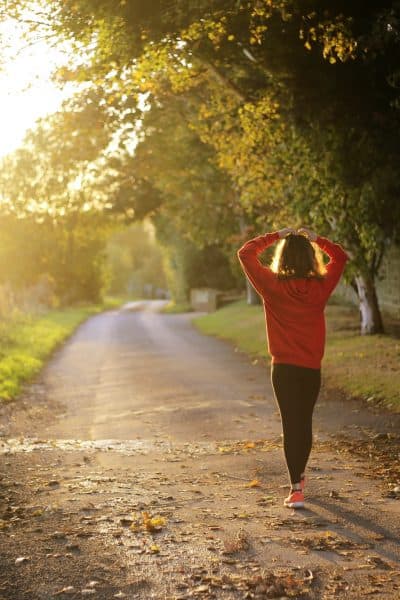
[271,234,326,280]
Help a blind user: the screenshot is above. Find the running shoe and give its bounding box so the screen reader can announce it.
[284,489,304,509]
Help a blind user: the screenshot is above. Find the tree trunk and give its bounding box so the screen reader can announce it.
[246,280,261,306]
[237,212,261,306]
[354,273,384,334]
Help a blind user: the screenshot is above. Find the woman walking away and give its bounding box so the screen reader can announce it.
[237,226,349,509]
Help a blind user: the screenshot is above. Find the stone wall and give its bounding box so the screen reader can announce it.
[333,243,400,319]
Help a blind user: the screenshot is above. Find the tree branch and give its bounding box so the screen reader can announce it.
[193,55,248,103]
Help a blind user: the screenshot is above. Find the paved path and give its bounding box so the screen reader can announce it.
[0,301,399,599]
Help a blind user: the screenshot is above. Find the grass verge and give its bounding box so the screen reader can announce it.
[193,299,400,412]
[162,301,193,314]
[0,301,113,403]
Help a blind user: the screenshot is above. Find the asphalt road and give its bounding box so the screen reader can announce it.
[23,299,282,443]
[5,299,399,442]
[1,301,399,599]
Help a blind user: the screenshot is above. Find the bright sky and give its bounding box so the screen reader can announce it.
[0,16,71,159]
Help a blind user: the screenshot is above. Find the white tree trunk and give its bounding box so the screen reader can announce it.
[354,273,384,335]
[246,280,261,306]
[238,213,261,306]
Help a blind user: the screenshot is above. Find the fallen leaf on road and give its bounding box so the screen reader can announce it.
[293,531,372,554]
[193,584,209,593]
[244,479,261,488]
[141,511,166,532]
[146,514,166,529]
[244,442,256,449]
[365,556,393,569]
[15,556,30,565]
[50,531,67,539]
[222,529,250,555]
[54,586,75,595]
[65,543,80,552]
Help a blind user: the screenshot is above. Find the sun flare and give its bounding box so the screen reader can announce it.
[0,15,71,159]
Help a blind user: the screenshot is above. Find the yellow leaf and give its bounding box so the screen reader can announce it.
[150,544,160,553]
[142,512,166,531]
[244,442,256,449]
[245,479,261,488]
[150,516,166,527]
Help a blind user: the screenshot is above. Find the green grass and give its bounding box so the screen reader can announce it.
[0,294,156,403]
[0,302,108,403]
[162,300,193,314]
[101,294,139,309]
[193,299,400,412]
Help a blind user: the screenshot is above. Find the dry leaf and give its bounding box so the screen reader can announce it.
[244,479,260,488]
[54,586,75,595]
[142,511,166,532]
[222,529,250,554]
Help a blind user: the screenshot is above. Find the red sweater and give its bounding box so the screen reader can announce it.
[237,232,350,369]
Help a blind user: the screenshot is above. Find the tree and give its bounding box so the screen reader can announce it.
[3,0,400,328]
[0,211,111,304]
[90,95,242,302]
[105,221,166,297]
[0,92,118,303]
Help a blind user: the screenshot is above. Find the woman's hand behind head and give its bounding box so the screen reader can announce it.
[297,227,318,242]
[278,227,296,239]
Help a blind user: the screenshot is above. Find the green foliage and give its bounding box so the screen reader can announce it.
[0,89,119,305]
[2,0,400,329]
[0,91,113,218]
[185,244,238,291]
[155,213,237,304]
[105,221,166,296]
[155,219,195,305]
[0,213,111,304]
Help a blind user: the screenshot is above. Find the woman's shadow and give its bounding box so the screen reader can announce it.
[297,494,400,566]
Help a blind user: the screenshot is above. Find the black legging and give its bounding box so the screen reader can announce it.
[270,363,321,485]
